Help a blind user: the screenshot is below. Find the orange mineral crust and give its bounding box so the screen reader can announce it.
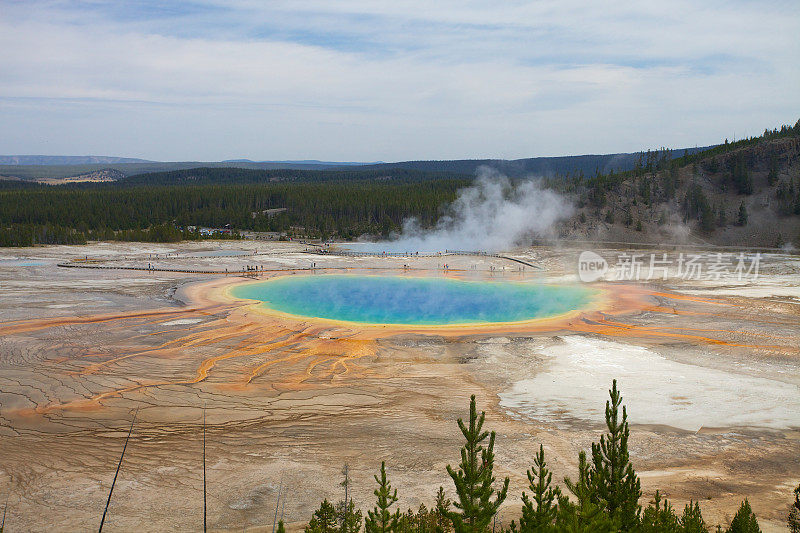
[0,244,798,532]
[3,273,796,421]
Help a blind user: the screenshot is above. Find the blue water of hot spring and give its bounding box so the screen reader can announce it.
[231,275,595,326]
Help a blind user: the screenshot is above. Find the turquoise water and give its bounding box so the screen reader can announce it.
[231,275,595,325]
[0,259,46,267]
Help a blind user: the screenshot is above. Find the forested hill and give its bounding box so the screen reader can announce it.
[1,146,711,182]
[119,167,469,186]
[558,121,800,248]
[349,146,713,178]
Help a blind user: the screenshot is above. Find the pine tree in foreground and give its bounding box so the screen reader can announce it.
[589,379,642,531]
[680,501,708,533]
[434,487,453,533]
[640,491,680,532]
[399,504,432,533]
[365,461,400,533]
[339,499,363,533]
[446,395,509,533]
[727,500,760,533]
[306,499,339,533]
[559,450,618,532]
[336,463,362,533]
[400,502,456,533]
[338,464,351,525]
[296,380,758,533]
[519,444,559,532]
[789,483,800,533]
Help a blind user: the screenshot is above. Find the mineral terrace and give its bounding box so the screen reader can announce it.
[0,241,798,532]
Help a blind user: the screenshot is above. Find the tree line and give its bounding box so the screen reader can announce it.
[296,381,799,533]
[0,222,245,247]
[0,178,470,246]
[119,167,468,187]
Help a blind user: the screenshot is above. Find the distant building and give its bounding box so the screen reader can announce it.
[198,227,232,236]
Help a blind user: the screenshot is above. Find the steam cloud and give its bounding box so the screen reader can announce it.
[358,167,573,253]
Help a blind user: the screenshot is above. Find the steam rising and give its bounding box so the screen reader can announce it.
[357,167,573,253]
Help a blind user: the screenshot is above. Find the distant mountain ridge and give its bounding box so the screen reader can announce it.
[0,155,153,165]
[0,161,376,181]
[1,155,378,166]
[221,159,379,165]
[0,146,713,181]
[350,147,714,178]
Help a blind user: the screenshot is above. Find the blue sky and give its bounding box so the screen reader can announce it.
[0,0,798,161]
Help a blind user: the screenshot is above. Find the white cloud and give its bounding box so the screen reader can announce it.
[0,0,797,160]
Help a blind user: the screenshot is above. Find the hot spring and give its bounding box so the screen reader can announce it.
[231,275,596,326]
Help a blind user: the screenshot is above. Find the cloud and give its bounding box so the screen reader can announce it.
[0,1,798,160]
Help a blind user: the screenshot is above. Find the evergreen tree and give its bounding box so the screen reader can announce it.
[338,464,358,532]
[277,521,286,533]
[558,451,618,532]
[680,501,708,533]
[433,487,453,533]
[589,379,642,531]
[519,445,559,532]
[399,508,416,533]
[446,395,509,533]
[788,483,800,533]
[640,491,680,532]
[339,499,363,533]
[727,500,760,533]
[730,155,753,195]
[684,183,714,229]
[737,202,748,226]
[699,201,715,232]
[664,167,679,200]
[767,154,778,186]
[639,178,652,205]
[795,185,800,215]
[365,462,400,533]
[400,503,452,533]
[306,500,339,533]
[402,503,438,533]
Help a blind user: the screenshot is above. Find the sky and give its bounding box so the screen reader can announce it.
[0,0,798,162]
